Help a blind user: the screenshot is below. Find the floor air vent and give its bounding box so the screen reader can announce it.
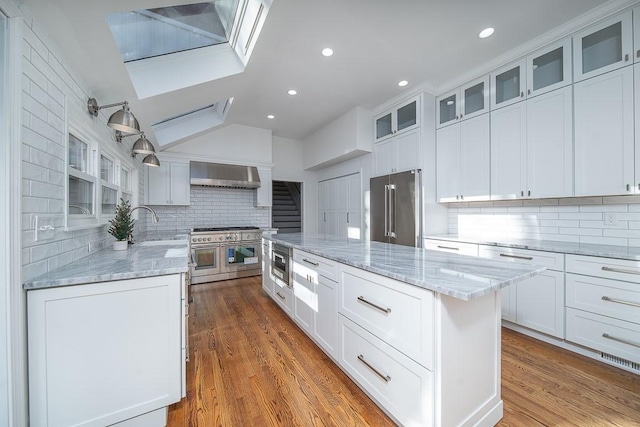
[601,352,640,372]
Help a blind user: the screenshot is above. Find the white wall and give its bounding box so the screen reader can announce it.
[168,123,273,166]
[272,136,317,232]
[302,106,372,170]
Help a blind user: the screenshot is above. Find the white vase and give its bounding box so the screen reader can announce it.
[113,240,128,251]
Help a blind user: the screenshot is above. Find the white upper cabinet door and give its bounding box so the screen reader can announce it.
[636,65,640,191]
[436,125,461,203]
[574,66,634,197]
[634,7,640,63]
[490,101,527,200]
[436,88,460,129]
[395,129,420,173]
[526,85,574,199]
[460,114,490,201]
[573,11,633,82]
[374,111,393,142]
[373,138,396,176]
[169,162,191,205]
[460,75,490,120]
[526,38,572,97]
[146,162,171,205]
[491,59,527,110]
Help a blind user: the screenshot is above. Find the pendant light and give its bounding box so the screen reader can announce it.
[87,98,140,135]
[142,154,161,167]
[131,133,156,155]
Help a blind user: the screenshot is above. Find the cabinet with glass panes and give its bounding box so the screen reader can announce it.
[373,95,420,142]
[436,75,489,128]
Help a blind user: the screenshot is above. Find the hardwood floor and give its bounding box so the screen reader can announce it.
[168,278,640,427]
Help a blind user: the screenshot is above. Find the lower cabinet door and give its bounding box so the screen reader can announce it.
[314,275,338,358]
[338,315,433,427]
[273,285,293,316]
[516,270,565,338]
[293,277,314,334]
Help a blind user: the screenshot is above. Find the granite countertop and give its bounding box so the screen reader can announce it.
[263,233,544,301]
[23,238,190,290]
[423,234,640,261]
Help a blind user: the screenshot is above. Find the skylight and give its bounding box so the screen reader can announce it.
[107,1,240,62]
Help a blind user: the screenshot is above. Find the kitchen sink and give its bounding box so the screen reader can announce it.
[137,240,187,247]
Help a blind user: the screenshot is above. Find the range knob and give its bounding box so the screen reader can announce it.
[197,238,202,242]
[207,237,212,241]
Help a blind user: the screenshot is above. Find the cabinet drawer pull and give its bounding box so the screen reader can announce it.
[303,258,319,266]
[276,292,286,300]
[625,53,630,62]
[602,333,640,349]
[357,296,391,314]
[601,295,640,308]
[357,354,391,383]
[499,253,533,261]
[601,266,640,276]
[437,245,459,251]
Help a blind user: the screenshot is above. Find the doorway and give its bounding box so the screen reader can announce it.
[271,181,302,233]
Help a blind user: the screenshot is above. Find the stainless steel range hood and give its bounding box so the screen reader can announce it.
[190,161,261,189]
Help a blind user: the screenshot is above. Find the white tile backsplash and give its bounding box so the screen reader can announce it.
[448,197,640,247]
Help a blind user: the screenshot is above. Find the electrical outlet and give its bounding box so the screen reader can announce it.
[604,212,618,226]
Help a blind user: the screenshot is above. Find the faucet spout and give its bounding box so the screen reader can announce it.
[131,205,159,223]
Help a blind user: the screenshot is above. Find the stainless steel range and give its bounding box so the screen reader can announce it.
[190,226,263,284]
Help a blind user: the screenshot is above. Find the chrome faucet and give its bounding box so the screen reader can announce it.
[130,205,159,223]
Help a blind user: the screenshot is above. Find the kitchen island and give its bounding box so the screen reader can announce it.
[23,239,190,427]
[262,233,545,427]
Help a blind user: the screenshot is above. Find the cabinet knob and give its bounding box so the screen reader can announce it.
[460,113,463,119]
[460,195,464,200]
[625,53,630,62]
[456,195,459,200]
[527,190,531,197]
[627,184,630,191]
[520,91,524,98]
[637,50,640,59]
[520,190,524,197]
[455,115,459,120]
[527,89,531,95]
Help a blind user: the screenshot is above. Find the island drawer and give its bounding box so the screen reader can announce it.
[338,264,434,369]
[273,284,293,315]
[566,254,640,284]
[478,245,564,271]
[338,315,433,427]
[293,249,337,281]
[566,308,640,365]
[423,239,478,256]
[566,273,640,325]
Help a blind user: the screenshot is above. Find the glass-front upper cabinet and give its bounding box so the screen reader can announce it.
[436,75,489,129]
[527,38,572,97]
[491,59,526,110]
[374,95,420,142]
[461,75,490,120]
[573,11,632,82]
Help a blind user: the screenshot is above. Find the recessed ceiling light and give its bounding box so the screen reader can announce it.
[321,48,334,57]
[398,80,408,87]
[267,114,275,119]
[288,89,297,95]
[478,27,495,39]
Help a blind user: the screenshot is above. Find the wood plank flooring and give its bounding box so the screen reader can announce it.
[168,278,640,427]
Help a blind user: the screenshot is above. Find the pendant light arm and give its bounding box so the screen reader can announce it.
[87,97,130,117]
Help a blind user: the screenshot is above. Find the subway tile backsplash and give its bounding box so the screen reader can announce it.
[447,196,640,247]
[144,187,271,233]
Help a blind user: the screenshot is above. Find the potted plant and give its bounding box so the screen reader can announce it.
[108,198,135,250]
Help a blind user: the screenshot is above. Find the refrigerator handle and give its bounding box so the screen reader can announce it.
[388,184,396,238]
[384,185,389,237]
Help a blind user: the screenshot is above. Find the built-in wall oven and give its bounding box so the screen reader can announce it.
[271,243,292,288]
[190,227,262,284]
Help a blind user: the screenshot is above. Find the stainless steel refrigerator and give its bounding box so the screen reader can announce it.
[370,169,422,247]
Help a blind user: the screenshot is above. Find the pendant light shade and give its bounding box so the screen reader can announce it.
[132,133,156,155]
[142,154,161,167]
[87,98,140,135]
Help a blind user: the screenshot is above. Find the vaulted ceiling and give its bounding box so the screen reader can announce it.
[22,0,609,148]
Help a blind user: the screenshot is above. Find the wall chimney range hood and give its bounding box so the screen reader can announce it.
[190,161,261,189]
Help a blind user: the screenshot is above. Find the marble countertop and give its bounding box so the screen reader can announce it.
[423,234,640,261]
[23,238,190,290]
[263,233,544,301]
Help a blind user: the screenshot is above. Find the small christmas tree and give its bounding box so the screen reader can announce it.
[108,198,135,241]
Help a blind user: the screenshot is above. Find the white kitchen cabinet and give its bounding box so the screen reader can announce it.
[255,166,272,207]
[634,7,640,63]
[437,75,490,128]
[319,173,361,239]
[490,85,573,200]
[635,65,640,190]
[315,275,338,358]
[273,284,293,316]
[574,66,634,196]
[28,275,183,427]
[478,245,565,338]
[374,95,420,142]
[573,11,633,82]
[490,101,527,199]
[261,240,273,297]
[526,85,573,199]
[373,128,419,176]
[293,273,314,335]
[423,239,479,256]
[491,59,526,110]
[436,114,490,202]
[146,161,190,205]
[526,38,572,97]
